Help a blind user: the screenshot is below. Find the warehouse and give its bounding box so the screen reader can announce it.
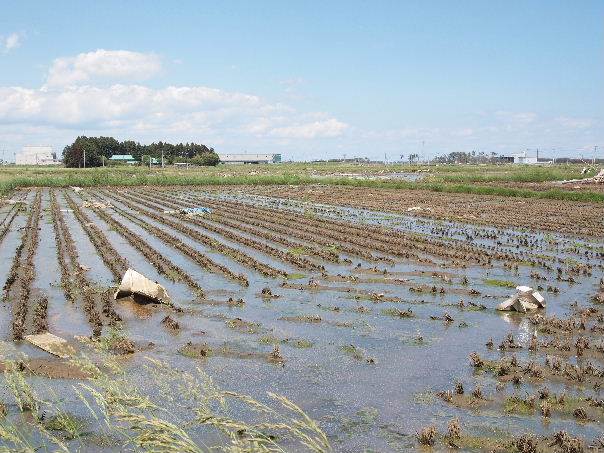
[218,153,281,164]
[16,146,59,165]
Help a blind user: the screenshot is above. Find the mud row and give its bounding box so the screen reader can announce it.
[50,190,119,336]
[3,190,43,340]
[108,189,325,273]
[87,191,249,285]
[75,192,206,297]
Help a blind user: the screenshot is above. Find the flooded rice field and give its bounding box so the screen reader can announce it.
[1,186,603,451]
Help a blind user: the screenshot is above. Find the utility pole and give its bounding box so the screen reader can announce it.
[83,149,86,169]
[161,149,164,168]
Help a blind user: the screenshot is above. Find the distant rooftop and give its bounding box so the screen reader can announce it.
[109,154,136,161]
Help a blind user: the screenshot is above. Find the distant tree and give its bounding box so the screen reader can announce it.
[62,136,103,167]
[432,150,502,164]
[191,152,220,166]
[62,136,217,167]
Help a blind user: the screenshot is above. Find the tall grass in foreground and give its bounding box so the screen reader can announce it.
[0,342,331,452]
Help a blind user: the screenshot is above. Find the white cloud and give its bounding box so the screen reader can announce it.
[0,82,348,144]
[46,49,162,87]
[1,32,22,54]
[494,110,538,125]
[0,49,350,146]
[269,118,348,139]
[555,116,593,129]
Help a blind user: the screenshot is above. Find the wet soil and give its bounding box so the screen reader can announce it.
[0,185,602,451]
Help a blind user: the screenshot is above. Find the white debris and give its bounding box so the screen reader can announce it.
[71,186,83,192]
[497,286,545,312]
[81,201,111,209]
[559,169,604,185]
[163,207,211,216]
[406,206,432,212]
[24,333,75,358]
[516,285,546,307]
[114,268,171,305]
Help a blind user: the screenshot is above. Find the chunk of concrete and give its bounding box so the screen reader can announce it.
[114,268,171,305]
[516,286,546,308]
[497,286,545,312]
[24,333,75,359]
[497,295,519,311]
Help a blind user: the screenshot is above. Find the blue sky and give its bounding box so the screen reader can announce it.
[0,0,602,161]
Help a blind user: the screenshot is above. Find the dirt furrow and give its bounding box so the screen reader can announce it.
[103,190,293,276]
[112,190,324,273]
[185,191,545,269]
[2,190,43,340]
[63,191,129,280]
[51,190,119,335]
[75,192,205,297]
[138,189,341,263]
[168,190,385,262]
[91,191,249,285]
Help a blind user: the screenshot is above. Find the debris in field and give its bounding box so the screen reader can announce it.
[497,295,537,313]
[81,201,111,209]
[163,207,211,216]
[516,286,546,307]
[559,169,604,185]
[114,268,171,305]
[24,333,75,359]
[497,285,545,312]
[406,206,432,212]
[71,186,83,192]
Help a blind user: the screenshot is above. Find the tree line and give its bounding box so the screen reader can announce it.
[432,150,506,164]
[62,136,220,168]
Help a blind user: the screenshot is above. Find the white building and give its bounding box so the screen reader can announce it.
[512,150,538,164]
[218,153,281,164]
[16,146,59,165]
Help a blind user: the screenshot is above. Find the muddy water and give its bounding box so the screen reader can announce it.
[0,201,29,340]
[1,188,603,451]
[36,190,91,338]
